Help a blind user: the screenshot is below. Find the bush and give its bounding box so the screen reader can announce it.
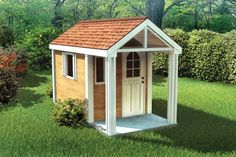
[17,27,59,70]
[0,68,19,104]
[53,98,87,127]
[153,29,190,77]
[0,25,14,48]
[153,29,236,83]
[0,47,27,74]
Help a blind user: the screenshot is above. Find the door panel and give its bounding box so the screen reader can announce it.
[122,52,146,117]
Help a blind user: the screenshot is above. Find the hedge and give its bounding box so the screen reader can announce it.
[153,29,236,84]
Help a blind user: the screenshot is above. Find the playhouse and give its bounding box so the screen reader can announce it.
[49,16,182,136]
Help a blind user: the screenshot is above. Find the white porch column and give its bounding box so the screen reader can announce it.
[105,57,116,136]
[51,49,56,103]
[167,50,178,124]
[147,53,153,114]
[85,55,94,123]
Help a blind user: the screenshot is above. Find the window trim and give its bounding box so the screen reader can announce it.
[62,52,77,80]
[95,57,105,85]
[126,52,141,78]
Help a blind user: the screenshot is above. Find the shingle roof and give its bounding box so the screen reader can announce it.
[50,16,148,50]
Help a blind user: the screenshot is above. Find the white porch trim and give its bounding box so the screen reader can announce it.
[146,19,182,54]
[49,44,108,57]
[167,50,178,124]
[51,49,56,103]
[117,47,173,53]
[144,27,148,48]
[147,53,152,113]
[107,20,149,56]
[85,55,94,123]
[105,57,116,135]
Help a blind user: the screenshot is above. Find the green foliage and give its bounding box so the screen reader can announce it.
[209,15,236,33]
[153,29,236,83]
[0,25,14,48]
[47,86,53,98]
[0,68,18,104]
[17,27,59,70]
[53,98,87,127]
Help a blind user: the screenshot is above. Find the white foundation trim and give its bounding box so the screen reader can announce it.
[85,55,94,123]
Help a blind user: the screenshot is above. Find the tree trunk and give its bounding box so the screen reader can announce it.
[194,0,199,29]
[146,0,165,29]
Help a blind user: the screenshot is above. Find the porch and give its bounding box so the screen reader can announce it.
[95,114,172,135]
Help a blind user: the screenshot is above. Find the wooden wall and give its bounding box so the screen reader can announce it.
[55,51,85,101]
[93,54,123,121]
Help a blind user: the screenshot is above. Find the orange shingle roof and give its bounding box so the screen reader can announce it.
[51,16,148,50]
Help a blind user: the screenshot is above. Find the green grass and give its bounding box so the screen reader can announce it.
[0,71,236,157]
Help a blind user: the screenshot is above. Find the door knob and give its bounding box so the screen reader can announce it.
[141,77,144,79]
[141,81,144,83]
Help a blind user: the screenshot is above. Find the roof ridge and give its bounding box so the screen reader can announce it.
[78,16,148,23]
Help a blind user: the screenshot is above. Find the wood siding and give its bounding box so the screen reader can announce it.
[55,51,85,101]
[94,54,123,121]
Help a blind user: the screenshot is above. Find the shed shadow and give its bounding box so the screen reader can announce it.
[122,99,236,153]
[152,74,167,87]
[20,71,49,88]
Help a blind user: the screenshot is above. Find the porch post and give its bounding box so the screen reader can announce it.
[147,52,153,114]
[167,50,178,124]
[51,49,56,103]
[105,57,116,135]
[85,55,94,123]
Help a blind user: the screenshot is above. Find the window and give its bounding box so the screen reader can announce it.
[126,52,140,78]
[62,53,77,80]
[95,57,104,84]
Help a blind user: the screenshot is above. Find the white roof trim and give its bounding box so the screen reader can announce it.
[146,19,182,53]
[117,47,173,53]
[49,44,108,57]
[107,20,149,57]
[107,19,182,56]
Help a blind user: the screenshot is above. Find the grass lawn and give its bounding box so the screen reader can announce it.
[0,71,236,157]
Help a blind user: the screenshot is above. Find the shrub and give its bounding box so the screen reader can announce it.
[153,29,236,83]
[53,98,87,127]
[17,27,59,70]
[0,25,14,48]
[0,47,27,74]
[188,30,220,81]
[220,30,236,83]
[0,68,19,104]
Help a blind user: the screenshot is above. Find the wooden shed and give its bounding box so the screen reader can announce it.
[49,16,182,136]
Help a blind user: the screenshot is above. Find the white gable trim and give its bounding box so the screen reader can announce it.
[107,19,182,57]
[107,20,149,57]
[146,19,182,53]
[49,44,108,57]
[117,47,173,53]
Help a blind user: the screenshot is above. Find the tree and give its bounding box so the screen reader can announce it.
[146,0,165,28]
[52,0,67,28]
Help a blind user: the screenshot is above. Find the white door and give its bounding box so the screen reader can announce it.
[122,52,146,117]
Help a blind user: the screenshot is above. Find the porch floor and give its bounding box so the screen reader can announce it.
[94,114,172,135]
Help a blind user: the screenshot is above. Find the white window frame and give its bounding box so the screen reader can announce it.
[95,57,105,85]
[62,52,77,80]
